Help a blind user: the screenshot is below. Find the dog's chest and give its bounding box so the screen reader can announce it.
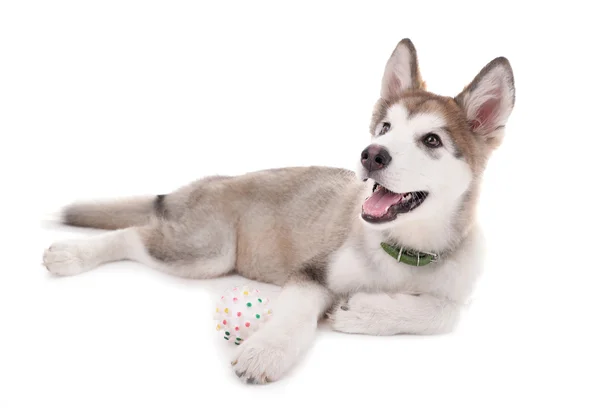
[326,243,424,295]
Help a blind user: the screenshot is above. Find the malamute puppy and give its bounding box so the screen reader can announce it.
[43,38,515,384]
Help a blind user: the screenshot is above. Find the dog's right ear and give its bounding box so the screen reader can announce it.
[380,39,425,101]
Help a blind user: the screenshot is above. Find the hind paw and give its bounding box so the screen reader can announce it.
[43,241,95,276]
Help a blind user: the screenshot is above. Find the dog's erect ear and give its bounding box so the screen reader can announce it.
[380,39,425,100]
[455,57,515,138]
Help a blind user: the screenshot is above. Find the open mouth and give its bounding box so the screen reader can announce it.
[361,182,429,223]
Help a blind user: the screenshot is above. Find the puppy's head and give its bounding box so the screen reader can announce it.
[359,39,515,230]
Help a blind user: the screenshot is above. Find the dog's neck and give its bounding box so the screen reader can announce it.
[386,214,465,255]
[358,184,480,257]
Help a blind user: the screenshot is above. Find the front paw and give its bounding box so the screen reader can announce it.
[328,294,373,334]
[231,330,295,384]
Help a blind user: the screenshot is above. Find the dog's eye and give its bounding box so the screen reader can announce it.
[422,133,442,148]
[378,122,391,136]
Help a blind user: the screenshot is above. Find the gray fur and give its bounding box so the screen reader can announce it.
[64,167,362,285]
[63,196,155,230]
[296,257,330,286]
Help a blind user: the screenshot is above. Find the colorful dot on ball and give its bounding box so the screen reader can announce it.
[224,336,229,340]
[258,298,263,303]
[236,337,242,341]
[255,314,260,319]
[216,307,219,312]
[225,331,230,336]
[234,326,239,331]
[243,290,249,296]
[224,308,229,314]
[246,302,252,307]
[216,324,221,330]
[245,322,250,327]
[222,320,227,325]
[237,312,242,317]
[233,297,238,302]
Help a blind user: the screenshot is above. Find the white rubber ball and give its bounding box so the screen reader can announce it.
[214,286,272,345]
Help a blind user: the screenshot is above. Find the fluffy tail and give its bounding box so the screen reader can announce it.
[62,196,158,230]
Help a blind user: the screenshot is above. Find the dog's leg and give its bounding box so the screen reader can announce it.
[43,223,236,279]
[231,280,333,384]
[328,292,461,335]
[43,228,149,276]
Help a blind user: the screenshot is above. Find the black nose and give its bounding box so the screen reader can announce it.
[361,144,392,171]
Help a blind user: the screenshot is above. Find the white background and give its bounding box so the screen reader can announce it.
[1,1,599,407]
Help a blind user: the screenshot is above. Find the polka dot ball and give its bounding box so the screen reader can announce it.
[214,286,272,345]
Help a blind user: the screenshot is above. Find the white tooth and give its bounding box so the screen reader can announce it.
[405,193,412,200]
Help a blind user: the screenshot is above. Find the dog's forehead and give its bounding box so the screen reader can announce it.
[371,91,466,134]
[386,103,446,134]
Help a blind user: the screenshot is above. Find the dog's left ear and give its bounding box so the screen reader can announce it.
[455,57,515,139]
[380,38,425,101]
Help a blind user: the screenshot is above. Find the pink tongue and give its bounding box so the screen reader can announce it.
[362,189,404,218]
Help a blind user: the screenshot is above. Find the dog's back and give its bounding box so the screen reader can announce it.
[61,166,363,284]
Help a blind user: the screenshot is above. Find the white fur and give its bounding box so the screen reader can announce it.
[330,293,459,335]
[231,282,333,384]
[44,228,157,276]
[328,225,484,299]
[45,229,138,275]
[328,226,485,335]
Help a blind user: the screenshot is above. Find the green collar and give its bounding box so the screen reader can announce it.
[380,242,439,267]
